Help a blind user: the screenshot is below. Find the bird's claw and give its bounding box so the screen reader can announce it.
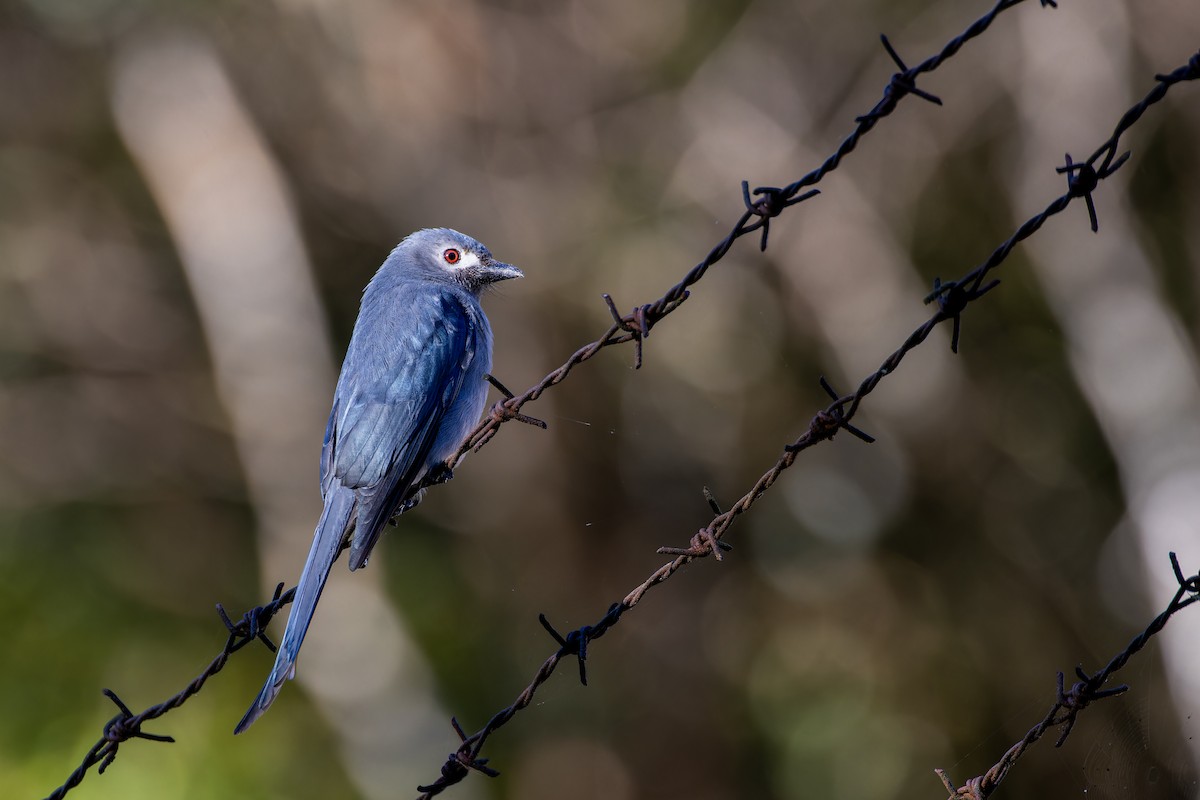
[426,463,454,486]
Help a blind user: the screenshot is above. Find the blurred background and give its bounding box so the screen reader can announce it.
[2,0,1199,798]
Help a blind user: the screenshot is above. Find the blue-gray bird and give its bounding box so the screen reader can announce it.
[235,228,522,733]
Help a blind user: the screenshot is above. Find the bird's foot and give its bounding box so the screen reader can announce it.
[398,492,424,514]
[386,466,454,526]
[425,463,454,486]
[388,488,429,526]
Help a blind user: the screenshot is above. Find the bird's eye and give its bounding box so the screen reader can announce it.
[443,248,461,265]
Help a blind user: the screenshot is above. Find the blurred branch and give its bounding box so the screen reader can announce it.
[936,553,1200,799]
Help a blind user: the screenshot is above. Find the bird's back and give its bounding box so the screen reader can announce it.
[327,279,492,567]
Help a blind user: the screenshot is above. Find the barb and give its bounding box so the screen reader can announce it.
[416,602,627,797]
[409,0,1054,488]
[413,52,1200,799]
[43,585,295,800]
[936,553,1200,799]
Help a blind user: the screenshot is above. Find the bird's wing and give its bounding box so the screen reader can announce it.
[326,290,479,569]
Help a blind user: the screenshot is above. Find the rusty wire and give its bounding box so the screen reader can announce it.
[42,584,295,800]
[936,552,1200,800]
[411,50,1200,799]
[39,0,1200,796]
[410,0,1056,471]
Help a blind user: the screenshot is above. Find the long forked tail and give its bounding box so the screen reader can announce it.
[234,486,356,733]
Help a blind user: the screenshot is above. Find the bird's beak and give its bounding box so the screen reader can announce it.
[481,258,523,284]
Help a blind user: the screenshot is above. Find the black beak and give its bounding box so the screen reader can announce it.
[480,258,523,284]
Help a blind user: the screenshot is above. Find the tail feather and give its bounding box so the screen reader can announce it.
[234,486,356,733]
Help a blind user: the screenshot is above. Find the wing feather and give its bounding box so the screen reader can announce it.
[322,288,478,568]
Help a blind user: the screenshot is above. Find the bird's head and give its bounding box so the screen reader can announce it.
[392,228,523,294]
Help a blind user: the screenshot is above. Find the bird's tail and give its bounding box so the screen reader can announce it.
[234,485,356,733]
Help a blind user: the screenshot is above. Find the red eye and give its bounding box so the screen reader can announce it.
[443,248,461,264]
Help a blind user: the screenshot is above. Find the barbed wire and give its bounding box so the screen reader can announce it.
[411,49,1200,799]
[38,0,1200,796]
[936,552,1200,799]
[42,584,295,800]
[409,0,1055,473]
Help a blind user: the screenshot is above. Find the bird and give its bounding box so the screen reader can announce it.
[235,228,522,733]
